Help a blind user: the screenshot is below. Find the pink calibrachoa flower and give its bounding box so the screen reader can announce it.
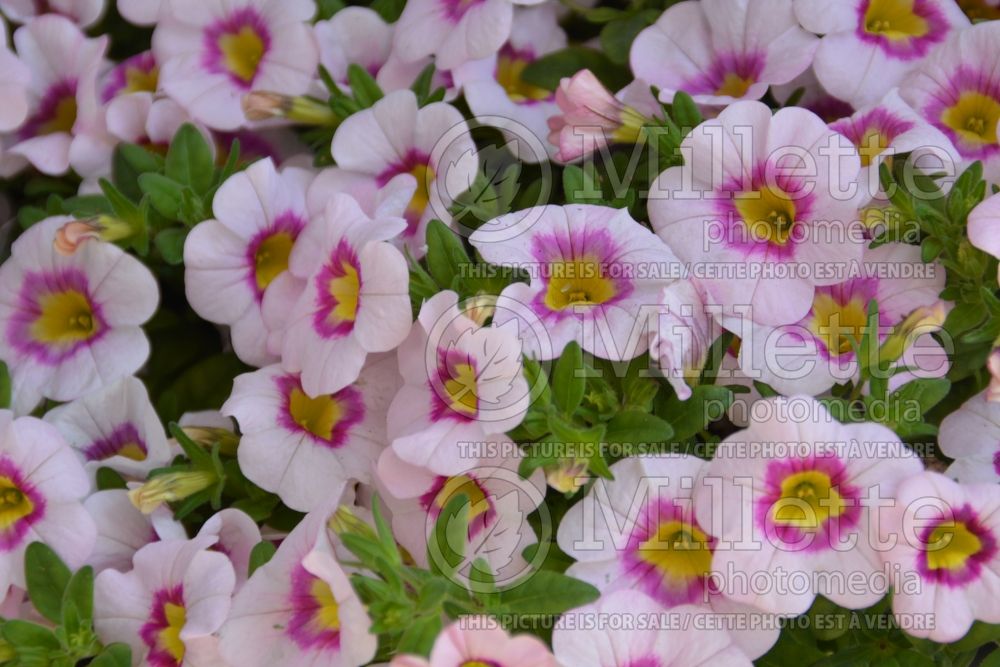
[900,21,1000,183]
[939,389,1000,484]
[772,67,855,122]
[94,536,236,667]
[392,0,546,71]
[968,192,1000,260]
[277,193,412,396]
[452,5,566,163]
[735,243,949,396]
[0,20,30,136]
[315,7,387,85]
[391,616,556,667]
[557,454,780,659]
[196,508,262,590]
[546,70,659,164]
[881,471,1000,642]
[185,158,312,367]
[104,93,202,156]
[471,204,683,361]
[694,395,923,616]
[44,376,172,480]
[118,0,164,25]
[796,0,969,108]
[101,51,160,102]
[0,411,96,593]
[0,217,159,413]
[1,15,111,177]
[648,278,721,400]
[649,101,864,327]
[152,0,319,131]
[631,0,817,107]
[330,90,477,255]
[221,353,400,513]
[829,90,959,205]
[387,291,529,474]
[219,509,377,667]
[84,489,185,573]
[0,0,106,26]
[552,590,753,667]
[377,446,545,587]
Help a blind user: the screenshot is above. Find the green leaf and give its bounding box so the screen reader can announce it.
[498,570,600,615]
[248,541,277,577]
[427,491,470,577]
[317,0,346,19]
[165,123,215,194]
[0,362,10,410]
[347,64,384,108]
[425,219,471,290]
[562,165,602,203]
[520,47,630,92]
[113,143,165,201]
[600,11,656,65]
[88,643,133,667]
[552,342,585,416]
[370,0,405,21]
[138,173,185,220]
[24,542,71,624]
[660,385,733,443]
[604,410,674,447]
[670,91,703,130]
[889,378,950,417]
[62,566,94,629]
[1,620,61,650]
[95,467,128,490]
[154,227,188,265]
[395,615,442,657]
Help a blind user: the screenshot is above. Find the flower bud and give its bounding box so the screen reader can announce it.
[128,470,217,514]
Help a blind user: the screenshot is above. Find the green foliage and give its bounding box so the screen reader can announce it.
[3,544,108,666]
[335,498,599,658]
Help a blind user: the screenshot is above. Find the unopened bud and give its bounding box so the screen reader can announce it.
[545,458,589,494]
[242,92,339,126]
[128,470,217,514]
[328,505,377,542]
[463,294,497,326]
[880,302,947,363]
[179,426,240,457]
[54,216,133,255]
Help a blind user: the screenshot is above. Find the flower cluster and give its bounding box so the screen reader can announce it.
[0,0,999,665]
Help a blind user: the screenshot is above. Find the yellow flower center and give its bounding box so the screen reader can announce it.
[288,388,344,441]
[926,521,984,572]
[444,362,479,417]
[124,65,159,95]
[158,602,186,664]
[254,231,294,292]
[435,475,490,522]
[308,578,341,633]
[863,0,930,40]
[0,478,34,531]
[857,128,891,167]
[118,442,148,461]
[327,262,360,326]
[40,96,78,135]
[31,289,100,345]
[637,519,713,583]
[715,73,754,98]
[734,185,798,246]
[406,163,435,222]
[808,293,869,356]
[941,91,1000,146]
[496,54,552,103]
[218,26,265,83]
[544,259,617,311]
[772,470,846,530]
